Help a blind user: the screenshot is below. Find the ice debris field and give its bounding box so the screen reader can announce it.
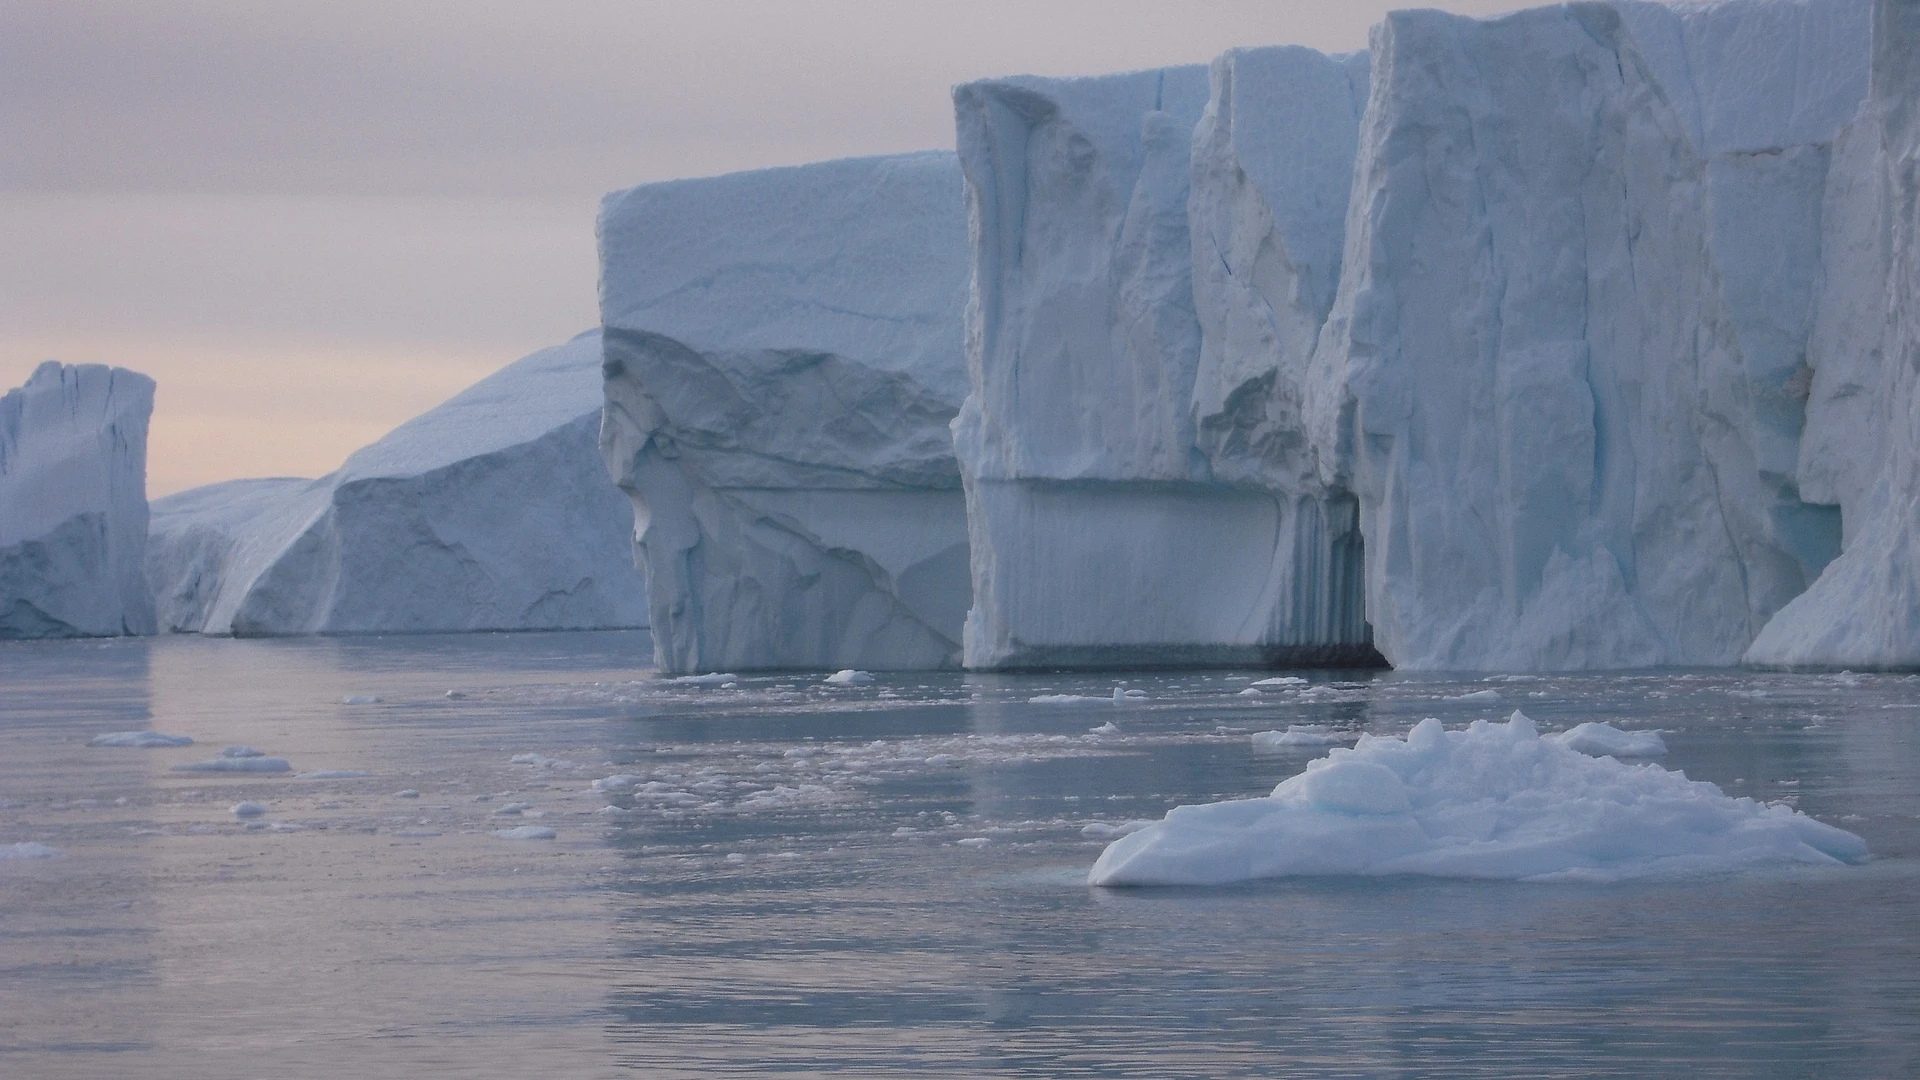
[1092,711,1867,887]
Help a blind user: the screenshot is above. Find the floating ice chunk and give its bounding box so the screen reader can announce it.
[394,789,420,799]
[594,805,634,816]
[220,745,265,758]
[296,770,371,780]
[171,757,291,773]
[824,669,875,686]
[955,837,990,848]
[89,731,194,748]
[1029,694,1109,705]
[391,828,441,837]
[1252,726,1352,750]
[444,690,466,699]
[1090,711,1867,886]
[492,826,556,841]
[925,754,959,767]
[1081,820,1155,841]
[492,802,533,816]
[1090,722,1121,735]
[1252,677,1308,688]
[591,774,644,792]
[1451,689,1502,702]
[1237,688,1262,697]
[0,842,63,859]
[231,802,267,818]
[1551,723,1667,758]
[509,753,569,767]
[670,673,740,687]
[342,695,381,705]
[1114,687,1147,701]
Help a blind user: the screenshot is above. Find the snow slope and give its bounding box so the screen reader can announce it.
[598,152,971,673]
[0,362,156,637]
[147,331,648,634]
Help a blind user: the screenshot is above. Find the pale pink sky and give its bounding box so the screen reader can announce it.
[1,1,1515,496]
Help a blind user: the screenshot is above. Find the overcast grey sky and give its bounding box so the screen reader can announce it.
[1,0,1513,495]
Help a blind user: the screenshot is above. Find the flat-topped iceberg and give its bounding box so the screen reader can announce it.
[1090,711,1867,886]
[954,53,1379,670]
[1306,0,1872,670]
[598,152,971,673]
[0,362,156,638]
[147,331,648,634]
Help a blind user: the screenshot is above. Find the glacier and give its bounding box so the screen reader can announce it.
[598,152,972,674]
[0,362,156,638]
[953,53,1380,669]
[146,331,648,634]
[1746,0,1920,668]
[1306,0,1873,669]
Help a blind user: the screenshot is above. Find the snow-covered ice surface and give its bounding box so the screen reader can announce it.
[1,632,1916,1076]
[145,331,648,635]
[1309,0,1873,670]
[953,55,1382,670]
[0,362,156,638]
[1093,711,1856,886]
[598,153,971,674]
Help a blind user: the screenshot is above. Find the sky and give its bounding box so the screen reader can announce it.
[2,0,1515,496]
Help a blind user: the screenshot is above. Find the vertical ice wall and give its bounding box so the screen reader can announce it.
[1747,0,1920,667]
[598,153,972,673]
[1308,0,1872,670]
[954,56,1380,669]
[0,362,156,637]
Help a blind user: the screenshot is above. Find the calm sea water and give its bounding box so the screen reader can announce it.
[1,631,1916,1079]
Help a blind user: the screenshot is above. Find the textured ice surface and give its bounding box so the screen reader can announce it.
[88,731,194,748]
[492,825,556,841]
[1552,722,1667,758]
[953,55,1380,670]
[1306,0,1871,671]
[146,331,647,635]
[1091,712,1868,886]
[0,362,155,638]
[1252,726,1352,750]
[1747,0,1920,668]
[599,153,971,673]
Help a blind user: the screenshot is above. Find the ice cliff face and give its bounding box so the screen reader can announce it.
[147,331,649,634]
[953,56,1381,669]
[0,362,156,638]
[1308,0,1872,670]
[1747,0,1920,667]
[598,153,972,673]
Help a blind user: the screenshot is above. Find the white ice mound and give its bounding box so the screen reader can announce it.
[1089,711,1866,886]
[1552,722,1666,758]
[953,53,1380,670]
[1,362,156,638]
[599,152,971,673]
[824,669,875,686]
[1252,726,1351,750]
[1308,0,1871,670]
[1746,0,1920,668]
[146,331,648,634]
[88,731,193,748]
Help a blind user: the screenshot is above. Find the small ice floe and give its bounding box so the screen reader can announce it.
[955,837,991,848]
[1090,710,1867,887]
[444,690,467,699]
[1830,670,1862,687]
[1450,689,1502,702]
[1252,676,1307,688]
[220,745,265,758]
[230,802,268,818]
[925,753,959,767]
[591,774,644,793]
[824,669,875,686]
[492,825,556,840]
[342,695,381,705]
[1029,694,1108,705]
[509,753,568,767]
[1113,687,1147,702]
[594,805,634,816]
[1081,820,1154,841]
[725,852,748,864]
[1090,722,1121,735]
[670,673,739,687]
[1550,722,1667,758]
[297,770,371,780]
[171,756,291,774]
[1251,726,1352,751]
[0,842,63,860]
[391,828,441,837]
[492,802,533,816]
[88,731,194,748]
[1237,687,1262,697]
[394,789,420,799]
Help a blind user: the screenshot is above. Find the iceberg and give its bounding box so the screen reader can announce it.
[1090,711,1867,886]
[146,331,649,634]
[1746,0,1920,668]
[0,362,156,638]
[1307,0,1872,669]
[598,152,971,673]
[954,53,1381,669]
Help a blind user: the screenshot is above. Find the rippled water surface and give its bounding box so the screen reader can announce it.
[2,632,1917,1078]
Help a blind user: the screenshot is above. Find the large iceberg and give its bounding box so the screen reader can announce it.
[598,152,972,673]
[147,331,649,634]
[1746,0,1920,668]
[1306,0,1872,669]
[953,54,1380,670]
[1090,711,1868,886]
[0,362,156,637]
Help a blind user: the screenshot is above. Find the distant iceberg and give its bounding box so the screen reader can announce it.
[1091,711,1866,886]
[1,362,156,638]
[146,331,648,634]
[598,152,971,673]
